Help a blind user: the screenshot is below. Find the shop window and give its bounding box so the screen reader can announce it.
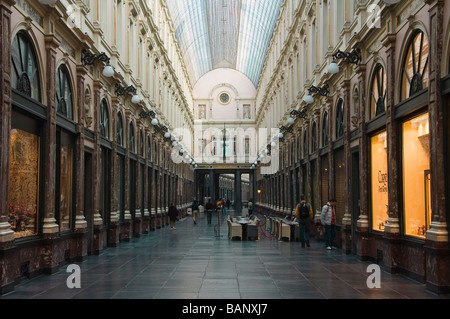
[321,155,329,205]
[100,99,110,139]
[116,154,125,220]
[370,131,388,231]
[334,148,345,224]
[11,31,41,101]
[322,112,328,147]
[9,113,41,238]
[401,31,429,101]
[335,99,344,139]
[56,65,74,120]
[56,130,74,232]
[370,64,386,118]
[117,112,124,146]
[402,113,431,238]
[100,147,111,223]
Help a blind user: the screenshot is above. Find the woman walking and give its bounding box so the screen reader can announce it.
[168,203,179,230]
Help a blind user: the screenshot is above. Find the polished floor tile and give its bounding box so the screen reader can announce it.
[0,210,448,300]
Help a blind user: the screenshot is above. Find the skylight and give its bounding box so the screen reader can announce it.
[164,0,284,88]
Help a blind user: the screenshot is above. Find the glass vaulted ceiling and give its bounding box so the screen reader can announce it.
[164,0,284,88]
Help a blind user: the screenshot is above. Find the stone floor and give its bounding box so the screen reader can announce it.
[0,210,448,300]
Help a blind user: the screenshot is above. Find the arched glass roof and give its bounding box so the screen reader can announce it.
[164,0,284,88]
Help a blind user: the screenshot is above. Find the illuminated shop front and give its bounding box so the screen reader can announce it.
[402,113,431,238]
[370,131,388,232]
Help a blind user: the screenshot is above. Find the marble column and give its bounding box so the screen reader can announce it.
[381,33,401,273]
[356,64,371,259]
[0,0,15,246]
[342,79,352,254]
[424,0,449,294]
[42,34,60,237]
[75,65,88,232]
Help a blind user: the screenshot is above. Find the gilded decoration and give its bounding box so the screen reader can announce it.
[9,128,40,238]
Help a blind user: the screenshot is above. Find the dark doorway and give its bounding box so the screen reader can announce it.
[84,151,94,255]
[351,150,360,255]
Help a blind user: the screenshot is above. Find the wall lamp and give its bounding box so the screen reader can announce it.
[328,48,362,74]
[139,110,156,119]
[81,49,115,78]
[288,109,307,124]
[115,83,141,104]
[303,84,330,104]
[280,125,294,134]
[154,124,168,134]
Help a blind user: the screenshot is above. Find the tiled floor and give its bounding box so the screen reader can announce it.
[1,210,447,300]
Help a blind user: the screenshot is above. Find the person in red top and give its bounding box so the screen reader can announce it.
[320,198,337,250]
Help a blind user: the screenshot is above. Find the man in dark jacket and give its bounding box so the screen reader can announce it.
[205,199,215,225]
[168,203,179,230]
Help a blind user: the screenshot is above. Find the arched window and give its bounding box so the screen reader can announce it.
[139,130,144,156]
[335,99,344,139]
[322,112,329,147]
[401,31,429,101]
[147,136,151,159]
[117,112,124,146]
[303,131,307,158]
[56,65,74,120]
[11,31,41,101]
[311,121,317,153]
[129,122,135,153]
[370,64,386,118]
[100,99,110,139]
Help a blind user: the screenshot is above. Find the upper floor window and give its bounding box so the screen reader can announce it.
[370,64,386,118]
[117,112,124,146]
[335,99,344,139]
[100,99,110,139]
[56,65,74,120]
[401,31,429,101]
[11,31,41,102]
[311,121,317,153]
[322,112,329,147]
[139,130,144,156]
[129,122,135,153]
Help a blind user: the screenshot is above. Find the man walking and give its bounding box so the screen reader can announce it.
[295,195,313,248]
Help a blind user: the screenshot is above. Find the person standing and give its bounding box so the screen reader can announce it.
[205,199,215,225]
[221,198,226,216]
[320,198,337,250]
[168,203,179,230]
[192,199,199,225]
[295,195,313,248]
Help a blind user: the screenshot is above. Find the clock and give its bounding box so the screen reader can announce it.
[218,91,231,105]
